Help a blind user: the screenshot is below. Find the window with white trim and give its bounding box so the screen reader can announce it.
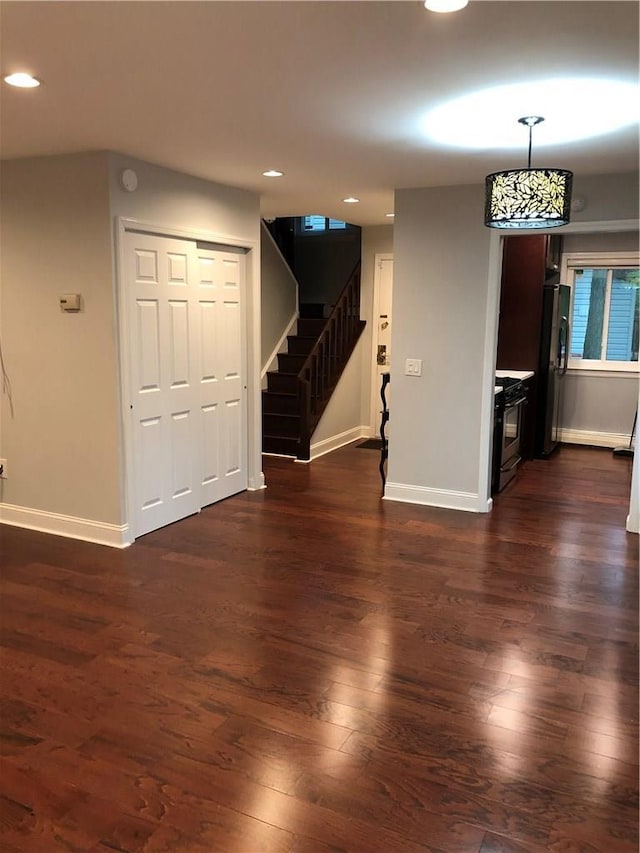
[562,252,639,372]
[299,216,349,233]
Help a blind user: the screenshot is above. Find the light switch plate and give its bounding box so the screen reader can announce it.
[405,358,422,376]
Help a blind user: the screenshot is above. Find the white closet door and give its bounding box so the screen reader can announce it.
[194,246,247,507]
[125,232,247,538]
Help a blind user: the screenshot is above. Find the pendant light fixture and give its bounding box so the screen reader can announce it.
[484,116,573,229]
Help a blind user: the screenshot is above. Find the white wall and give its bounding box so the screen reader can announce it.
[108,153,260,241]
[260,222,298,371]
[0,153,123,533]
[310,335,368,457]
[562,373,637,444]
[387,184,496,511]
[570,172,639,224]
[563,231,639,254]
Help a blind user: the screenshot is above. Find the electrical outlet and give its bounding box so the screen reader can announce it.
[0,458,6,479]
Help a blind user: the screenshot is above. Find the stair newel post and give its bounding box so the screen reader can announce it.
[343,292,348,350]
[343,290,349,351]
[316,344,323,408]
[330,314,337,367]
[310,354,317,416]
[299,372,312,461]
[321,335,328,399]
[326,329,332,388]
[345,287,350,345]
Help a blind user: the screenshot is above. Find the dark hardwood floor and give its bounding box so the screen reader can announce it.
[1,444,637,852]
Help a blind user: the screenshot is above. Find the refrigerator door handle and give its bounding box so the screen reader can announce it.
[561,315,570,375]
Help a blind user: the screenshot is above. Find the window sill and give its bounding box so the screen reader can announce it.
[566,366,639,378]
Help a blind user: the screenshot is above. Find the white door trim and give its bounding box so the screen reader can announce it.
[370,253,394,436]
[115,217,263,545]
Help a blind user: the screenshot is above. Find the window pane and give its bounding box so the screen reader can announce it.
[328,219,347,230]
[606,269,639,362]
[303,215,326,232]
[570,269,607,359]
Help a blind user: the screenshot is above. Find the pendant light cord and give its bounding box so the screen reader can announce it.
[518,115,544,169]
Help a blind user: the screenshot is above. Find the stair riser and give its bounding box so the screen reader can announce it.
[266,373,298,394]
[277,353,306,373]
[262,392,299,415]
[262,436,299,456]
[287,336,316,355]
[297,318,326,337]
[263,413,300,437]
[299,303,325,320]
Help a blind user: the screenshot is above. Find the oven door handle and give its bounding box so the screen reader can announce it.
[504,394,527,408]
[501,455,521,472]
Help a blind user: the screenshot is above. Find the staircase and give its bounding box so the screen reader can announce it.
[262,264,365,461]
[262,318,326,457]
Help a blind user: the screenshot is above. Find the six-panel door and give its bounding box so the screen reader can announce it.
[125,232,247,538]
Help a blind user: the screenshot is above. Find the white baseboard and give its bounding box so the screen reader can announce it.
[248,471,266,490]
[0,503,131,548]
[384,482,492,513]
[559,428,632,449]
[306,426,369,462]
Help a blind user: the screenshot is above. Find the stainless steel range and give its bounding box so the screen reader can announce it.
[492,376,528,492]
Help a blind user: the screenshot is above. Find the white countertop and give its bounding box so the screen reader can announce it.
[495,369,534,381]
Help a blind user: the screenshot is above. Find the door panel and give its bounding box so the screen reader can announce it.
[201,403,220,486]
[170,409,194,499]
[225,399,242,475]
[138,416,163,511]
[168,251,188,283]
[136,300,161,391]
[127,234,200,535]
[194,246,247,508]
[125,233,247,537]
[168,300,189,386]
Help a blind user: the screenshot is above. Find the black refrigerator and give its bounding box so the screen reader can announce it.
[535,283,571,457]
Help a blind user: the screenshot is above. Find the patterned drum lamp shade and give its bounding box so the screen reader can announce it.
[484,167,573,229]
[484,116,573,229]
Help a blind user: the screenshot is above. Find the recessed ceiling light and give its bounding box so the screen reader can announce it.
[424,0,468,11]
[343,197,360,204]
[385,213,395,218]
[262,169,283,177]
[423,78,640,149]
[4,72,41,88]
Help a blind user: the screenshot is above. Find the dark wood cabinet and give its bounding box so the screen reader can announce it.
[496,234,561,460]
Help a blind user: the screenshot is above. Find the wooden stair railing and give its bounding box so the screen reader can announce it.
[297,263,366,460]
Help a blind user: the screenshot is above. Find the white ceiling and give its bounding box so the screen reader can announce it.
[1,0,638,226]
